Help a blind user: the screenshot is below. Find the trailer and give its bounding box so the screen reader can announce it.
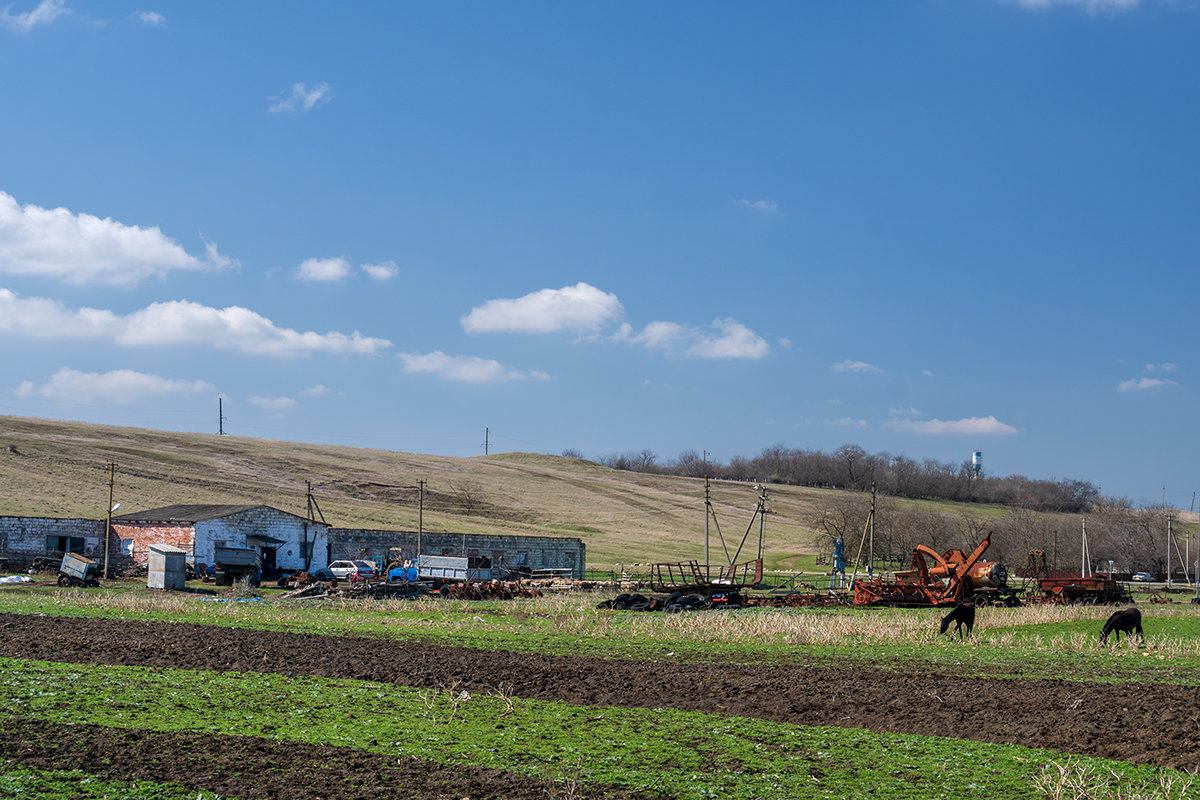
[57,552,100,588]
[1033,575,1132,605]
[212,546,260,586]
[415,555,493,585]
[650,558,763,597]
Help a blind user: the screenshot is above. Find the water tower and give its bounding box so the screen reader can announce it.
[971,451,982,479]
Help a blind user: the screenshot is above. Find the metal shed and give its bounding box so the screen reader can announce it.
[147,543,187,590]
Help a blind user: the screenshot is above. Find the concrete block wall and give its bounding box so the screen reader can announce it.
[0,516,105,564]
[197,508,328,572]
[330,528,586,578]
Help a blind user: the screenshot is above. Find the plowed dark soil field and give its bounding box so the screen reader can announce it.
[2,612,1198,799]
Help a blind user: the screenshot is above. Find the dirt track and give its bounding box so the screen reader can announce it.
[1,612,1198,798]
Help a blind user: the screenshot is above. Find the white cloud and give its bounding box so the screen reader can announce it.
[28,367,213,403]
[299,384,329,397]
[462,282,624,334]
[398,351,548,383]
[686,318,769,360]
[249,395,297,410]
[617,317,768,360]
[0,190,233,286]
[1145,362,1177,372]
[1008,0,1142,10]
[362,261,398,281]
[268,82,333,113]
[736,198,779,213]
[0,289,391,357]
[832,360,883,374]
[618,320,685,350]
[14,380,33,397]
[134,10,164,26]
[2,0,67,32]
[295,257,398,282]
[891,416,1018,436]
[1117,377,1177,392]
[297,256,352,282]
[835,417,868,428]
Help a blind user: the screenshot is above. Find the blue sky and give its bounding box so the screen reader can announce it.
[1,0,1197,507]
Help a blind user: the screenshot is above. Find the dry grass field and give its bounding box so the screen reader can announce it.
[0,414,844,569]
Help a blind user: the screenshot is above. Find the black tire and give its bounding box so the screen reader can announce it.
[56,574,68,587]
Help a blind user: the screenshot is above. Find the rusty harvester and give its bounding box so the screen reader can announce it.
[851,533,1015,607]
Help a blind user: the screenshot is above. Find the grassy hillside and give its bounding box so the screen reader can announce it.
[0,415,846,569]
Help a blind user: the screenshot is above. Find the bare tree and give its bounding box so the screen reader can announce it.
[810,495,871,564]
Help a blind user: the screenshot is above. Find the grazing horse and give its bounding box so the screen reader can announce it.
[939,600,975,639]
[1100,607,1143,645]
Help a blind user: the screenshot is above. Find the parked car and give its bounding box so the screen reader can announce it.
[321,559,378,582]
[1131,572,1155,582]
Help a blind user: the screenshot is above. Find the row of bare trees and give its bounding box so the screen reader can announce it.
[810,494,1196,577]
[585,443,1104,514]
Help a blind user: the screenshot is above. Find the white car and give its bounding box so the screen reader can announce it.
[321,560,378,581]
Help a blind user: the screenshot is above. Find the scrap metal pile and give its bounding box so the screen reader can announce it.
[280,572,543,602]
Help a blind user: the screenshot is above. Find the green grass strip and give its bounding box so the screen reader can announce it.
[3,587,1200,686]
[0,759,235,800]
[0,657,1191,800]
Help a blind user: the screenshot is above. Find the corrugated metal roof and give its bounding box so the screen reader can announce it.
[112,504,264,523]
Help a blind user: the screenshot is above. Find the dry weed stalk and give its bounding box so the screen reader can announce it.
[488,682,517,718]
[1034,758,1194,800]
[541,756,586,800]
[416,679,470,724]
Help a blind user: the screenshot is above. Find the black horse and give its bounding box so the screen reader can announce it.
[1100,607,1143,645]
[939,600,975,639]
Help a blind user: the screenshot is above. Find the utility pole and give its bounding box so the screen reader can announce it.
[1167,515,1173,589]
[704,476,711,566]
[417,479,425,558]
[103,462,116,579]
[1081,518,1091,578]
[304,481,326,570]
[868,482,876,577]
[756,484,769,561]
[484,428,489,455]
[218,398,226,435]
[1180,491,1190,592]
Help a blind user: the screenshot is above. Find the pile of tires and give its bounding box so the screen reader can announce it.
[596,593,664,611]
[596,591,745,612]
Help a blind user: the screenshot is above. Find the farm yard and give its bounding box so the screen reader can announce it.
[1,580,1198,800]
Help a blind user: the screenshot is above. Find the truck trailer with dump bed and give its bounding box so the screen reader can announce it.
[414,555,492,584]
[212,546,260,586]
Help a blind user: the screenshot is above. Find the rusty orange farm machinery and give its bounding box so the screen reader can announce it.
[851,532,1017,607]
